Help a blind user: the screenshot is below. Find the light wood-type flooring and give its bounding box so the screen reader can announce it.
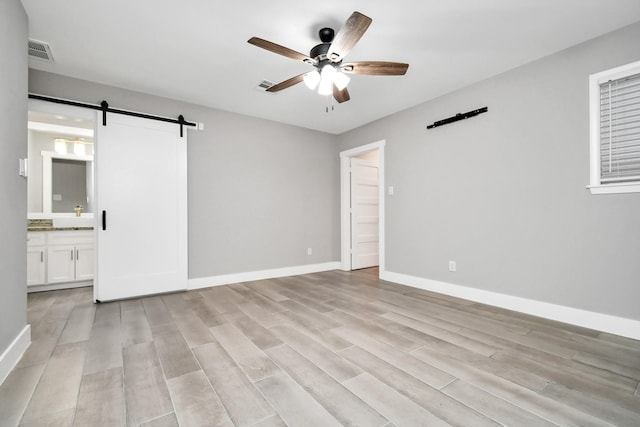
[1,268,640,426]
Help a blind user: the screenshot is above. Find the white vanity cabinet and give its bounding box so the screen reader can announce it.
[74,244,94,281]
[27,230,94,291]
[46,244,76,283]
[26,233,46,286]
[47,231,94,284]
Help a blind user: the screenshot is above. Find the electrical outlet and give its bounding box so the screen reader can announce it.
[448,260,456,272]
[307,248,313,256]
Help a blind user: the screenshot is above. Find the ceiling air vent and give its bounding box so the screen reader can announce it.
[255,79,274,92]
[28,39,54,62]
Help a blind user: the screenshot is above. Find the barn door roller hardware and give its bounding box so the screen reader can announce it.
[29,94,196,137]
[427,106,488,129]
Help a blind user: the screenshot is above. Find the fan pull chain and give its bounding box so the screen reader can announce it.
[325,96,335,113]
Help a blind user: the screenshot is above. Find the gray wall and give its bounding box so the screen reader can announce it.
[338,22,640,321]
[0,0,28,358]
[29,70,341,279]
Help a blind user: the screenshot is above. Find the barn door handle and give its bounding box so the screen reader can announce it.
[102,210,107,231]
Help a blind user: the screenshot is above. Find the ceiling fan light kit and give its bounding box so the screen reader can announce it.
[248,11,408,104]
[333,69,350,91]
[318,70,334,96]
[303,70,321,90]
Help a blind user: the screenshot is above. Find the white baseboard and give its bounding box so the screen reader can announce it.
[188,262,341,290]
[0,325,31,386]
[28,281,92,293]
[381,270,640,340]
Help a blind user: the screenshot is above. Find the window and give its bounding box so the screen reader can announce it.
[589,60,640,194]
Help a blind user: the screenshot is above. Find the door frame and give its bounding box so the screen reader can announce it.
[27,99,98,292]
[28,99,97,219]
[339,140,385,273]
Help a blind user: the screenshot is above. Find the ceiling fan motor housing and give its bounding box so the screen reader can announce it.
[319,27,334,43]
[310,27,336,61]
[310,42,330,61]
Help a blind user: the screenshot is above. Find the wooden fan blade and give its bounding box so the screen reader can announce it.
[327,11,372,62]
[266,73,307,92]
[248,37,315,64]
[333,84,350,103]
[341,61,409,76]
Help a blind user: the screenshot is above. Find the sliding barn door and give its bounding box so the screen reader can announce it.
[95,113,187,301]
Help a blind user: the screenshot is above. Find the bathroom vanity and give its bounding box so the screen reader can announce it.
[27,220,94,292]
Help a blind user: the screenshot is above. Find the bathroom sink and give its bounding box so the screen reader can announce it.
[52,217,95,228]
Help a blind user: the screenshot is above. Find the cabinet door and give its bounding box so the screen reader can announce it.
[27,247,46,286]
[75,244,94,281]
[47,245,75,283]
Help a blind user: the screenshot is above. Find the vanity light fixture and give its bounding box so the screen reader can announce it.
[73,142,85,156]
[52,137,93,156]
[54,138,67,154]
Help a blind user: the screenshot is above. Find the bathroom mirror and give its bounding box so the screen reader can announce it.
[41,151,94,214]
[27,101,96,217]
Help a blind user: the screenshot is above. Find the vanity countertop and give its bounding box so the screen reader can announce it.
[28,226,94,232]
[27,219,93,232]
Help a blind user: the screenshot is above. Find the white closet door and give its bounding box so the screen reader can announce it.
[350,158,379,269]
[95,113,187,301]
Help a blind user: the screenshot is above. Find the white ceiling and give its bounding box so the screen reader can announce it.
[22,0,640,135]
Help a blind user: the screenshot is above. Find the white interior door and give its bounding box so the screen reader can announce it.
[95,113,187,301]
[350,158,379,269]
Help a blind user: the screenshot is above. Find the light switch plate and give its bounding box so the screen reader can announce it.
[19,158,28,177]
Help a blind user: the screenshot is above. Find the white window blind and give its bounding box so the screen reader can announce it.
[599,72,640,184]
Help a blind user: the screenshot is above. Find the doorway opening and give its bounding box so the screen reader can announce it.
[339,140,385,274]
[27,100,96,293]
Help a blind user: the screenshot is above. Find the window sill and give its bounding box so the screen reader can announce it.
[587,183,640,195]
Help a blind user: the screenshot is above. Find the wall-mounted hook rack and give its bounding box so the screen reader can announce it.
[427,106,488,129]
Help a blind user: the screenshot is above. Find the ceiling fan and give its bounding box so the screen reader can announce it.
[248,11,409,104]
